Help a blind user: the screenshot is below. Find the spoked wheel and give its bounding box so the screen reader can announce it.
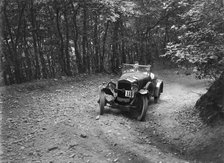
[99,91,106,115]
[137,96,149,121]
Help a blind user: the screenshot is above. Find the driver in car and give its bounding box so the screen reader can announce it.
[134,61,139,71]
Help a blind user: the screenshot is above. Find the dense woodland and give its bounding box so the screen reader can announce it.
[1,0,224,120]
[2,0,224,84]
[3,0,164,84]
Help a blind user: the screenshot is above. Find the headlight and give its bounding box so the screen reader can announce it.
[108,82,116,90]
[131,84,138,93]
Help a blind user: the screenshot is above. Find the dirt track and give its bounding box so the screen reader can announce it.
[1,67,224,163]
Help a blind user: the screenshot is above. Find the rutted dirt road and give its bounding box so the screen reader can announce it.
[1,67,224,163]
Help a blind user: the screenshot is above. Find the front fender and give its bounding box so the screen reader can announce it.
[144,81,154,94]
[101,87,114,96]
[144,81,152,90]
[138,89,149,95]
[99,81,116,96]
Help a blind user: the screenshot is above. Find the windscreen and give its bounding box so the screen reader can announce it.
[122,64,151,74]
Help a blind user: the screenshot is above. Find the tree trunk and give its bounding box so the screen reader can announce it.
[3,29,15,84]
[82,1,88,73]
[30,0,42,79]
[93,12,99,73]
[22,12,32,81]
[64,8,72,76]
[195,71,224,123]
[0,0,3,85]
[39,49,47,78]
[55,5,66,75]
[163,15,169,53]
[71,4,82,73]
[101,20,110,72]
[120,20,126,64]
[111,19,120,72]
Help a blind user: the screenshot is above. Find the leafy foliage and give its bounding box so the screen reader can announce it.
[163,0,224,79]
[3,0,168,85]
[2,0,224,85]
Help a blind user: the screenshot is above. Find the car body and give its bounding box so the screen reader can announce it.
[98,63,163,121]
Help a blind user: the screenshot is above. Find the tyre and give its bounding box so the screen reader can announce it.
[154,88,161,103]
[154,94,160,103]
[99,91,106,115]
[137,96,148,121]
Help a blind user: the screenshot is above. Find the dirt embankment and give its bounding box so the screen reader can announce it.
[0,68,224,163]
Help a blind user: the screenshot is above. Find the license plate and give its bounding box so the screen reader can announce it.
[125,90,133,98]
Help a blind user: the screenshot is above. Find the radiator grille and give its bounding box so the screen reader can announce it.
[118,81,131,90]
[117,81,131,98]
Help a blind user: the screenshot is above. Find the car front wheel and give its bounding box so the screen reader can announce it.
[137,96,148,121]
[99,91,106,115]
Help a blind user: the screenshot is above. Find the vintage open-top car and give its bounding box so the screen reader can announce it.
[98,63,163,121]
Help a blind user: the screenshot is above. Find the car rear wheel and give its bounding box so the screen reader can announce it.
[154,87,161,103]
[99,91,106,115]
[154,94,160,103]
[137,96,148,121]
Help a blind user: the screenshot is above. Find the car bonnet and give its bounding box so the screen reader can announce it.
[119,72,149,83]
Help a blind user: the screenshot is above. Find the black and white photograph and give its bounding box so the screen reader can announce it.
[0,0,224,162]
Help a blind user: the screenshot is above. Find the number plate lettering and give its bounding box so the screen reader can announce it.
[125,90,133,98]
